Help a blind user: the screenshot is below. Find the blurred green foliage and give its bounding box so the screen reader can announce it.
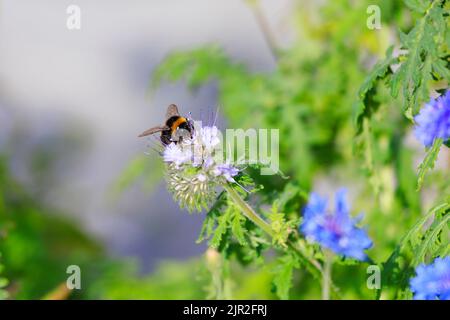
[0,155,101,299]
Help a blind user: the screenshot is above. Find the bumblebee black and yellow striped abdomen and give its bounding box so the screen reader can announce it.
[161,116,193,145]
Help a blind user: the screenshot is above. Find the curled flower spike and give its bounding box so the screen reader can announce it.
[300,189,372,261]
[162,125,239,212]
[414,90,450,147]
[410,256,450,300]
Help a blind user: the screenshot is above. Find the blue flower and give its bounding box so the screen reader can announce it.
[300,189,372,261]
[414,90,450,147]
[410,256,450,300]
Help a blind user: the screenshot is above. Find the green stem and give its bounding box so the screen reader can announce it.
[223,183,343,298]
[223,183,274,237]
[322,251,333,300]
[245,0,279,60]
[224,183,323,273]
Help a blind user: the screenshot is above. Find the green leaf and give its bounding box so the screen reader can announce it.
[354,46,396,132]
[432,59,450,82]
[196,214,217,244]
[416,138,443,190]
[196,192,226,244]
[381,201,450,296]
[199,191,250,248]
[210,212,231,249]
[412,213,450,266]
[403,0,429,14]
[391,0,446,118]
[231,208,248,246]
[272,254,299,300]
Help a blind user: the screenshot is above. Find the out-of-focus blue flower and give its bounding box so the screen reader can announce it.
[414,90,450,147]
[410,256,450,300]
[213,163,239,182]
[300,189,372,261]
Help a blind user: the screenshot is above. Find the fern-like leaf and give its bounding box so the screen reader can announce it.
[391,0,447,118]
[416,138,443,190]
[354,46,396,133]
[271,254,299,300]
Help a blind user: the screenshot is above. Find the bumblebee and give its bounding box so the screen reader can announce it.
[138,104,194,145]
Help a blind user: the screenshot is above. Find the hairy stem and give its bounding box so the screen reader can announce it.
[223,183,344,298]
[223,183,274,237]
[322,251,333,300]
[224,183,323,274]
[245,0,279,60]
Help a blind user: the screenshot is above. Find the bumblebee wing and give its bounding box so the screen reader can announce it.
[166,104,180,119]
[138,125,168,137]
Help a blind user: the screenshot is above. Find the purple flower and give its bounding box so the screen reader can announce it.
[414,91,450,147]
[160,122,239,212]
[162,143,192,166]
[213,163,239,182]
[199,126,221,151]
[410,256,450,300]
[300,189,372,261]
